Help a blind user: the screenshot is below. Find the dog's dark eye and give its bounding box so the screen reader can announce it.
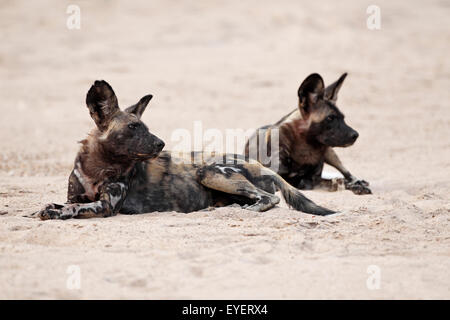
[326,115,336,123]
[128,123,140,130]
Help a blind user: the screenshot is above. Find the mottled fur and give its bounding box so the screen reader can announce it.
[36,80,334,220]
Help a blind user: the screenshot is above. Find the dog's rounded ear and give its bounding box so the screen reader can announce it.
[297,73,325,116]
[324,73,347,102]
[86,80,120,131]
[124,94,153,119]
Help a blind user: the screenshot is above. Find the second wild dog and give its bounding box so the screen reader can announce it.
[244,73,371,195]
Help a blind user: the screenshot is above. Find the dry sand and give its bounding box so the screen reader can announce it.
[0,0,449,299]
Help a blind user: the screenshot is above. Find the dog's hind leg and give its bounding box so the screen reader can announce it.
[197,166,280,212]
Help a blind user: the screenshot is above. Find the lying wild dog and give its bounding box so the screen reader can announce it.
[244,73,371,195]
[35,80,334,220]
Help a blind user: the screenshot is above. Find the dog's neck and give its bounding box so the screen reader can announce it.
[277,111,327,166]
[77,136,136,183]
[280,112,319,146]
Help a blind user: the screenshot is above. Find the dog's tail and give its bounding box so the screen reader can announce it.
[262,168,336,216]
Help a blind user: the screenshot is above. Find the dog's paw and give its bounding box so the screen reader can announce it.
[345,179,371,195]
[37,209,62,220]
[35,203,64,220]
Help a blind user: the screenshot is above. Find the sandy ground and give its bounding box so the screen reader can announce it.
[0,0,449,299]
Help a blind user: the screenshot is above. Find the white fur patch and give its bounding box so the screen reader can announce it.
[216,166,241,174]
[74,162,97,200]
[321,170,344,179]
[109,183,125,208]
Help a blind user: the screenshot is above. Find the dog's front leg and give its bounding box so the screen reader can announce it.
[324,148,371,195]
[37,182,128,220]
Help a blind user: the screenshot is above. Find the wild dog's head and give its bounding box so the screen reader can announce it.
[297,73,359,147]
[86,80,165,161]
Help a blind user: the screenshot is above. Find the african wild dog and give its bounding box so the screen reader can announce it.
[35,80,334,220]
[244,73,371,195]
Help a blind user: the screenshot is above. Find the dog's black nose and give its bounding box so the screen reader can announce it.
[350,131,359,141]
[155,140,165,150]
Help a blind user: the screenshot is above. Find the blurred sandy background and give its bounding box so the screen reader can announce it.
[0,0,449,299]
